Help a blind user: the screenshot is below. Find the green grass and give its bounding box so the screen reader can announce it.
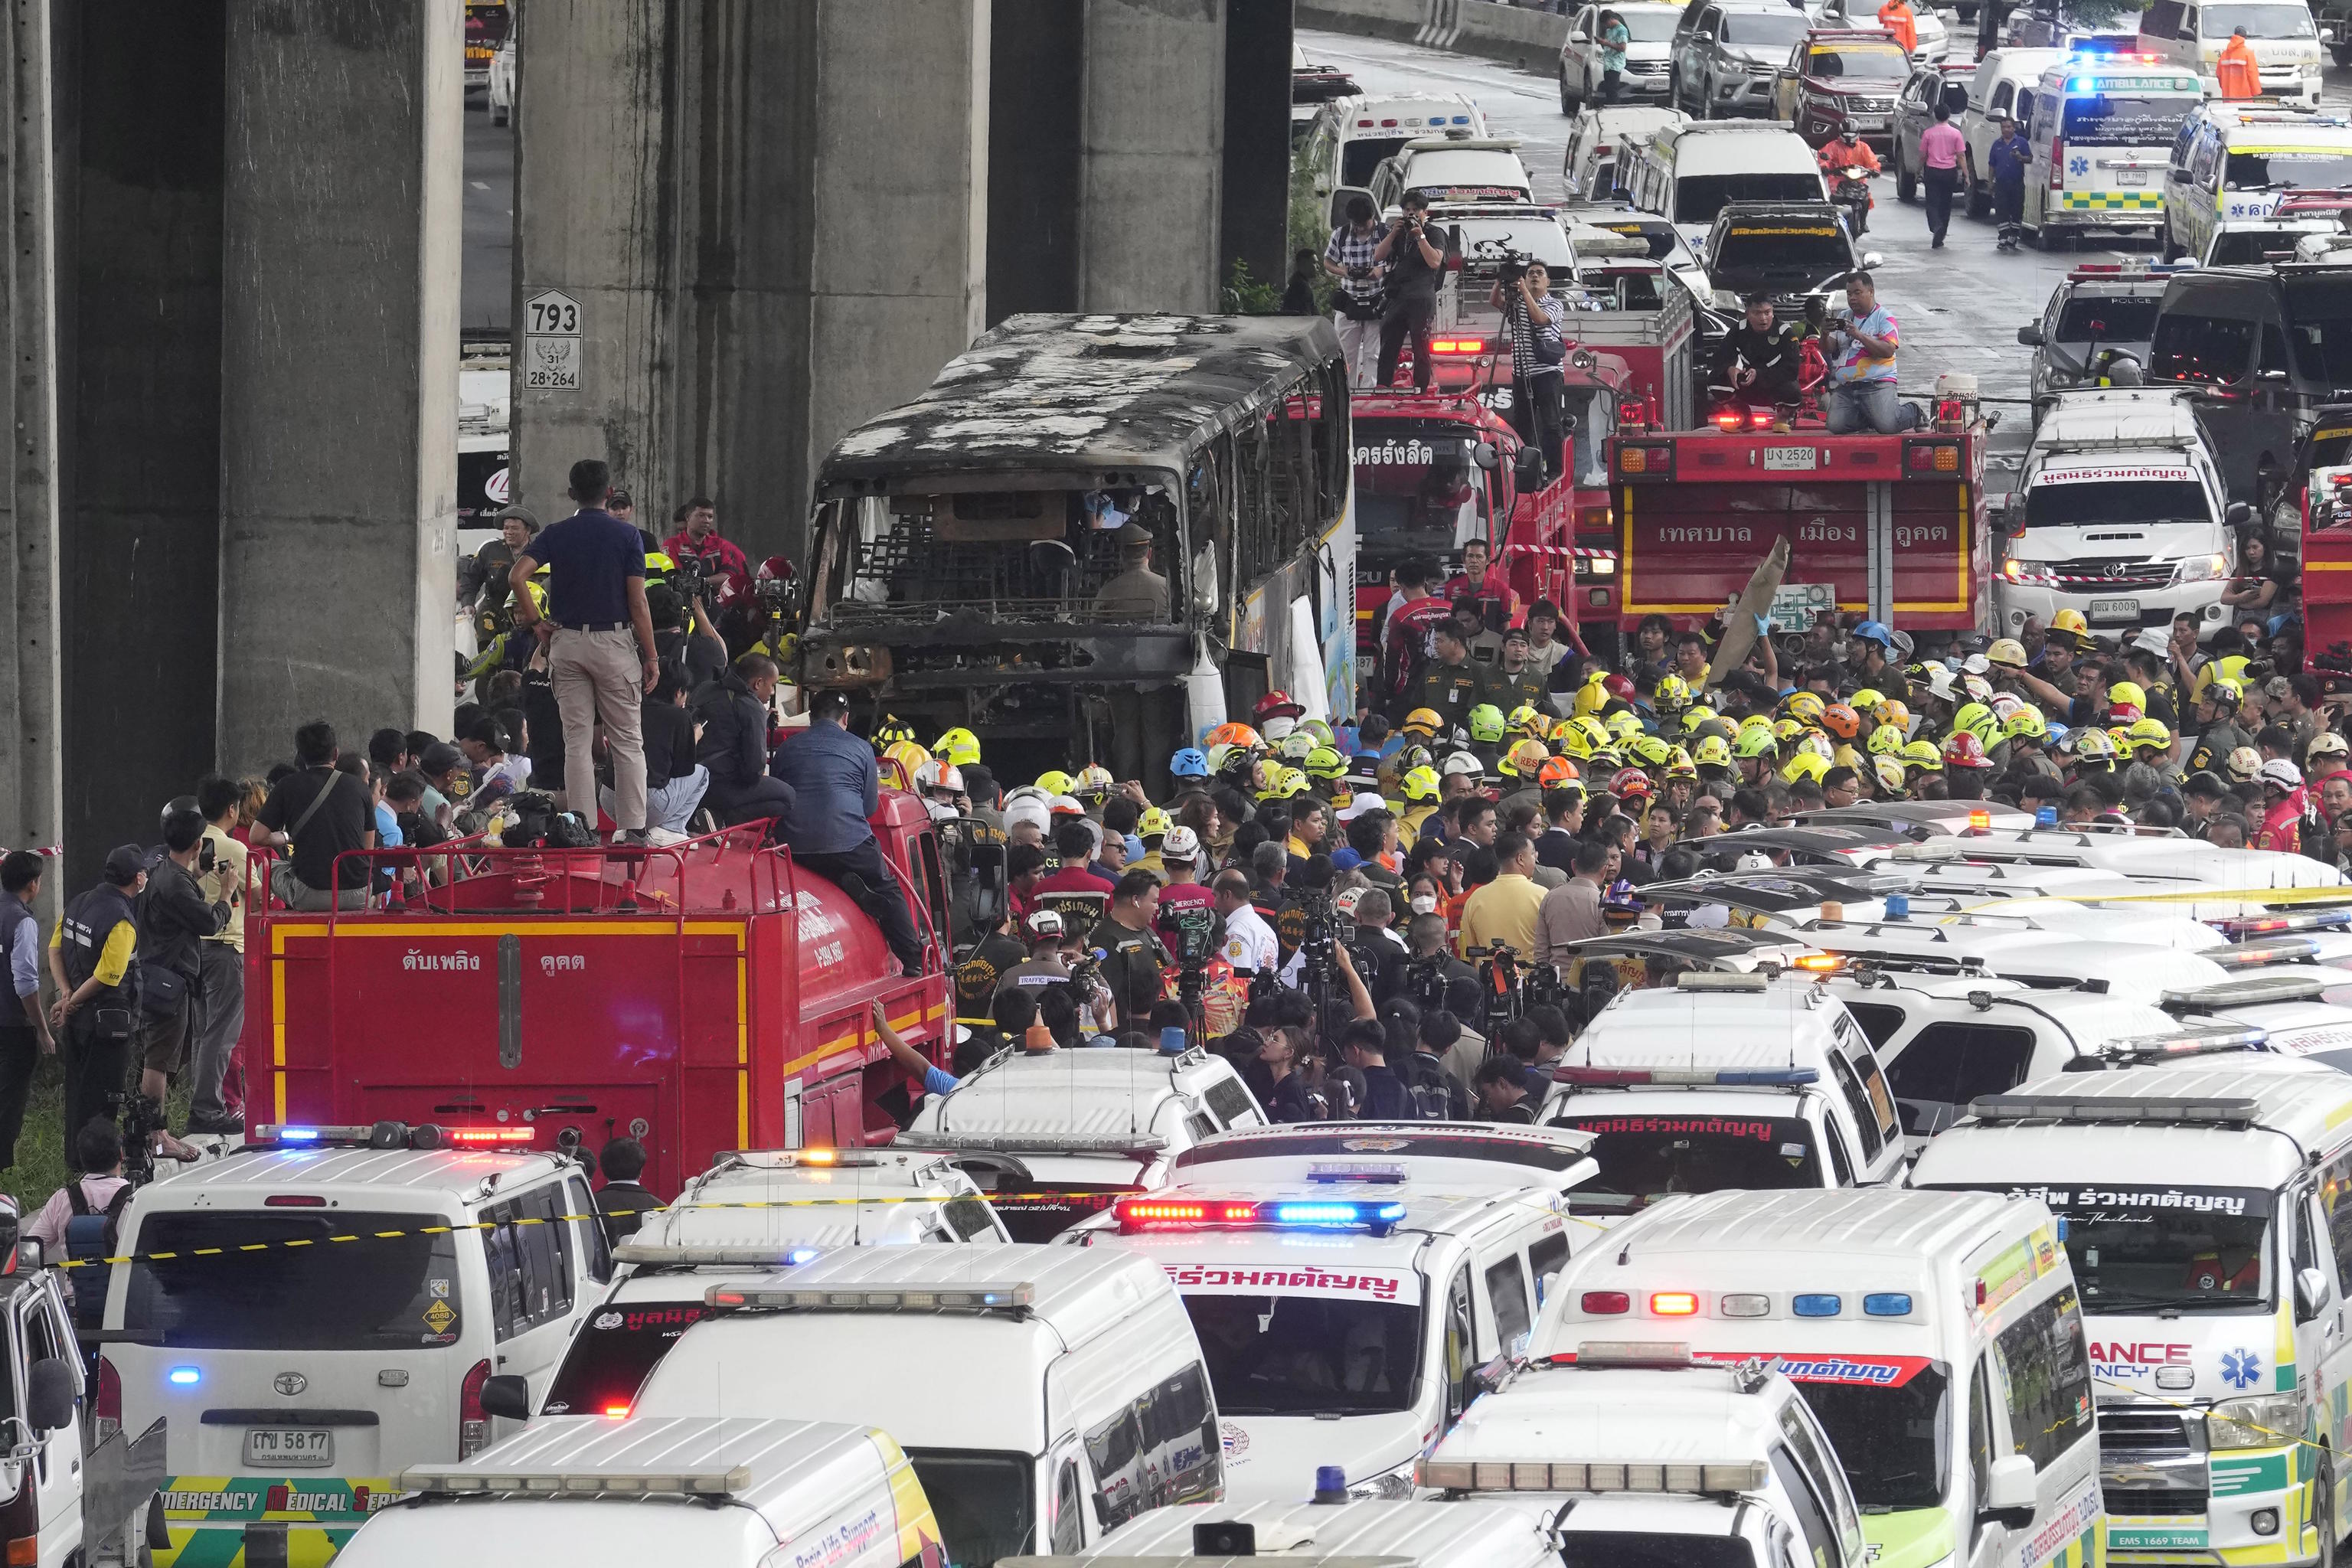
[5,1057,192,1212]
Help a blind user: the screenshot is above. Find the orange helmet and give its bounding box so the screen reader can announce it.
[1821,703,1860,740]
[1205,722,1264,750]
[1537,755,1583,789]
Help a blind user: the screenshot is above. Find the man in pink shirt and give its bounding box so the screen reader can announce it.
[1918,102,1966,250]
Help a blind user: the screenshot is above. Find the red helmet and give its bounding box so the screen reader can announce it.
[756,554,795,582]
[1942,731,1993,770]
[1253,690,1306,723]
[1609,766,1655,799]
[1602,673,1637,706]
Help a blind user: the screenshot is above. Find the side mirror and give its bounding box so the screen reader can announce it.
[2297,1265,2331,1323]
[12,1240,38,1273]
[1978,1453,2038,1532]
[478,1373,533,1423]
[2226,501,2252,527]
[1471,1353,1516,1397]
[1472,443,1501,472]
[24,1358,74,1436]
[1328,185,1376,231]
[2017,325,2045,346]
[1860,250,1884,269]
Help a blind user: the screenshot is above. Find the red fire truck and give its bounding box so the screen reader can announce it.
[1597,401,1994,657]
[239,799,956,1196]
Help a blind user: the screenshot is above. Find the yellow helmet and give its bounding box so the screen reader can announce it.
[1303,745,1348,780]
[1900,739,1944,772]
[1738,714,1775,738]
[1681,705,1718,734]
[1501,738,1552,777]
[883,741,933,784]
[1572,675,1610,717]
[1782,752,1828,785]
[1832,743,1866,773]
[1556,721,1593,760]
[1873,756,1909,794]
[1072,763,1114,799]
[933,727,981,768]
[1272,766,1312,799]
[2127,717,2172,753]
[1655,673,1692,713]
[2071,728,2118,764]
[1951,701,1993,740]
[873,715,919,750]
[1772,717,1805,744]
[1468,704,1509,745]
[1277,732,1317,763]
[1850,688,1886,714]
[1605,711,1642,743]
[2050,608,2090,639]
[1667,746,1697,779]
[1735,727,1778,760]
[1629,734,1674,768]
[1693,735,1733,769]
[1508,704,1548,739]
[2004,707,2048,742]
[1138,806,1173,838]
[644,550,678,575]
[1877,699,1911,732]
[1034,769,1073,796]
[1987,638,2028,668]
[1782,691,1826,724]
[1588,746,1625,773]
[2106,679,2148,714]
[1403,708,1446,739]
[2205,677,2245,708]
[1868,724,1907,756]
[1573,716,1612,753]
[1401,765,1441,802]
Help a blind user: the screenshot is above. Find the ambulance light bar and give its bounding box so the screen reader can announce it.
[2161,974,2329,1009]
[704,1281,1036,1315]
[250,1122,535,1150]
[2210,936,2319,969]
[896,1132,1168,1156]
[2215,910,2352,937]
[1112,1196,1407,1236]
[1417,1457,1769,1495]
[1305,1161,1408,1184]
[2089,1026,2268,1063]
[1576,1340,1692,1367]
[1968,1093,2260,1127]
[400,1463,751,1497]
[1552,1066,1819,1088]
[1673,972,1772,991]
[614,1243,823,1268]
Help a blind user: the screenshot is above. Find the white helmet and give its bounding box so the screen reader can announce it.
[1440,752,1484,778]
[1162,826,1202,863]
[913,759,965,796]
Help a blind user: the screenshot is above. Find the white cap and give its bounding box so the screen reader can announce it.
[1336,790,1393,822]
[1161,825,1201,862]
[1025,909,1066,938]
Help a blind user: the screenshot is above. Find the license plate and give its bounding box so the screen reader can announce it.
[2118,168,2148,185]
[2089,597,2140,622]
[244,1428,334,1469]
[1764,446,1818,471]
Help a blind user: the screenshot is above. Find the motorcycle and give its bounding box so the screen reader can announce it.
[1828,166,1873,237]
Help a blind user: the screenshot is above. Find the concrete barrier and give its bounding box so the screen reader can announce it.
[1300,0,1570,75]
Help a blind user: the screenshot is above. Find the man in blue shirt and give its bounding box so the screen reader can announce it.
[509,459,659,844]
[1988,116,2031,253]
[769,690,926,972]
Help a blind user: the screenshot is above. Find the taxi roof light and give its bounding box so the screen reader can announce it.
[400,1463,753,1497]
[703,1281,1036,1315]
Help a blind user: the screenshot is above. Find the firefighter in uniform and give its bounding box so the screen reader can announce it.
[47,846,145,1171]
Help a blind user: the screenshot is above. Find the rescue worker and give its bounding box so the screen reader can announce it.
[1818,126,1882,180]
[693,652,799,831]
[2217,26,2261,99]
[47,846,144,1173]
[1720,293,1806,414]
[1877,0,1917,56]
[769,688,927,975]
[1988,116,2032,252]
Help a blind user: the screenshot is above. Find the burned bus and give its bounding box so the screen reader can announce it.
[795,314,1354,783]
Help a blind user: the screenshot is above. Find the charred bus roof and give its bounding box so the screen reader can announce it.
[815,313,1342,496]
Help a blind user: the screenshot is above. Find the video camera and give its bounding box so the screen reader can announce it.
[1279,890,1339,991]
[668,551,710,602]
[1165,904,1221,1041]
[113,1092,169,1189]
[1474,940,1523,1036]
[1473,237,1539,286]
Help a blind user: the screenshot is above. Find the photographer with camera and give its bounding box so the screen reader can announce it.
[134,805,229,1150]
[1340,886,1408,1003]
[1323,194,1386,388]
[1086,870,1171,1034]
[662,495,753,609]
[1489,257,1566,482]
[188,778,249,1135]
[1375,193,1448,394]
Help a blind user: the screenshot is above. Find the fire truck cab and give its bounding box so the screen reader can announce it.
[241,803,957,1199]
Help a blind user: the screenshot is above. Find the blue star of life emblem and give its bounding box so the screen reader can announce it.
[2220,1348,2262,1390]
[2069,156,2089,176]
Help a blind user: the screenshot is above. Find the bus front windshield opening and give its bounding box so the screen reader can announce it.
[1182,1293,1423,1416]
[1928,1184,2275,1312]
[1352,426,1493,560]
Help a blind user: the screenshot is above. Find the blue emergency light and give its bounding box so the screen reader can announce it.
[1792,1294,1841,1317]
[1115,1195,1406,1236]
[277,1128,322,1143]
[168,1367,201,1386]
[1863,1292,1913,1316]
[1554,1066,1821,1088]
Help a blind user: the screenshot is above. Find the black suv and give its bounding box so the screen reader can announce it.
[2147,264,2352,504]
[1702,200,1873,311]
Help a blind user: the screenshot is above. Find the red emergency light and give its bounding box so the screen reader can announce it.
[1714,409,1742,431]
[1430,338,1487,355]
[447,1126,537,1145]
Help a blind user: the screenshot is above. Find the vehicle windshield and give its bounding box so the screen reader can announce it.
[541,1298,709,1416]
[1561,1536,1758,1567]
[1675,173,1828,224]
[1548,1112,1824,1203]
[2061,93,2197,146]
[2285,274,2352,388]
[2023,477,2207,525]
[1560,384,1617,487]
[907,1449,1035,1568]
[1723,11,1813,46]
[1181,1293,1423,1416]
[2053,295,2161,343]
[1710,220,1854,280]
[1807,45,1909,79]
[1795,1364,1952,1511]
[1352,423,1495,561]
[2225,149,2352,192]
[2208,227,2324,265]
[2202,2,2316,35]
[1925,1183,2275,1312]
[1615,11,1685,40]
[1343,137,1410,187]
[123,1211,459,1351]
[1583,220,1683,261]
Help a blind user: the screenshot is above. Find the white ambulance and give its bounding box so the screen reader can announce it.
[1420,1341,1867,1568]
[1067,1124,1598,1504]
[2161,105,2352,266]
[2019,56,2203,247]
[1003,1496,1564,1568]
[1533,1187,2103,1568]
[1911,1059,2352,1566]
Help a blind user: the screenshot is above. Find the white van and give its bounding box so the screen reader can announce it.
[1534,1187,2103,1568]
[106,1124,607,1566]
[1537,972,1908,1200]
[1422,1342,1867,1568]
[1912,1059,2352,1566]
[1006,1497,1565,1568]
[2161,104,2352,266]
[535,1148,1009,1422]
[1994,388,2237,645]
[340,1415,944,1568]
[1622,120,1828,247]
[630,1244,1222,1565]
[1563,105,1687,201]
[2020,58,2202,246]
[2140,0,2325,105]
[1299,95,1490,217]
[902,1044,1269,1240]
[1068,1124,1598,1504]
[1958,47,2069,214]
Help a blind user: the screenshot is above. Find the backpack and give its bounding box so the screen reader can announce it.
[64,1179,133,1328]
[1404,1050,1468,1122]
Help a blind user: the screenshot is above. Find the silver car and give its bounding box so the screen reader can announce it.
[1673,1,1817,119]
[1560,2,1684,112]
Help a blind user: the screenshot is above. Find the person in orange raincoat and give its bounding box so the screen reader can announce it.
[1877,0,1918,57]
[2216,27,2261,98]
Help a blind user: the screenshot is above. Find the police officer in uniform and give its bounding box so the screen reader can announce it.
[1396,621,1495,727]
[47,846,145,1171]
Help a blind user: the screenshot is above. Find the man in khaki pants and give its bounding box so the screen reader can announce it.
[510,458,658,844]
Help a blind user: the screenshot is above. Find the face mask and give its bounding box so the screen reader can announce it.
[1411,893,1439,915]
